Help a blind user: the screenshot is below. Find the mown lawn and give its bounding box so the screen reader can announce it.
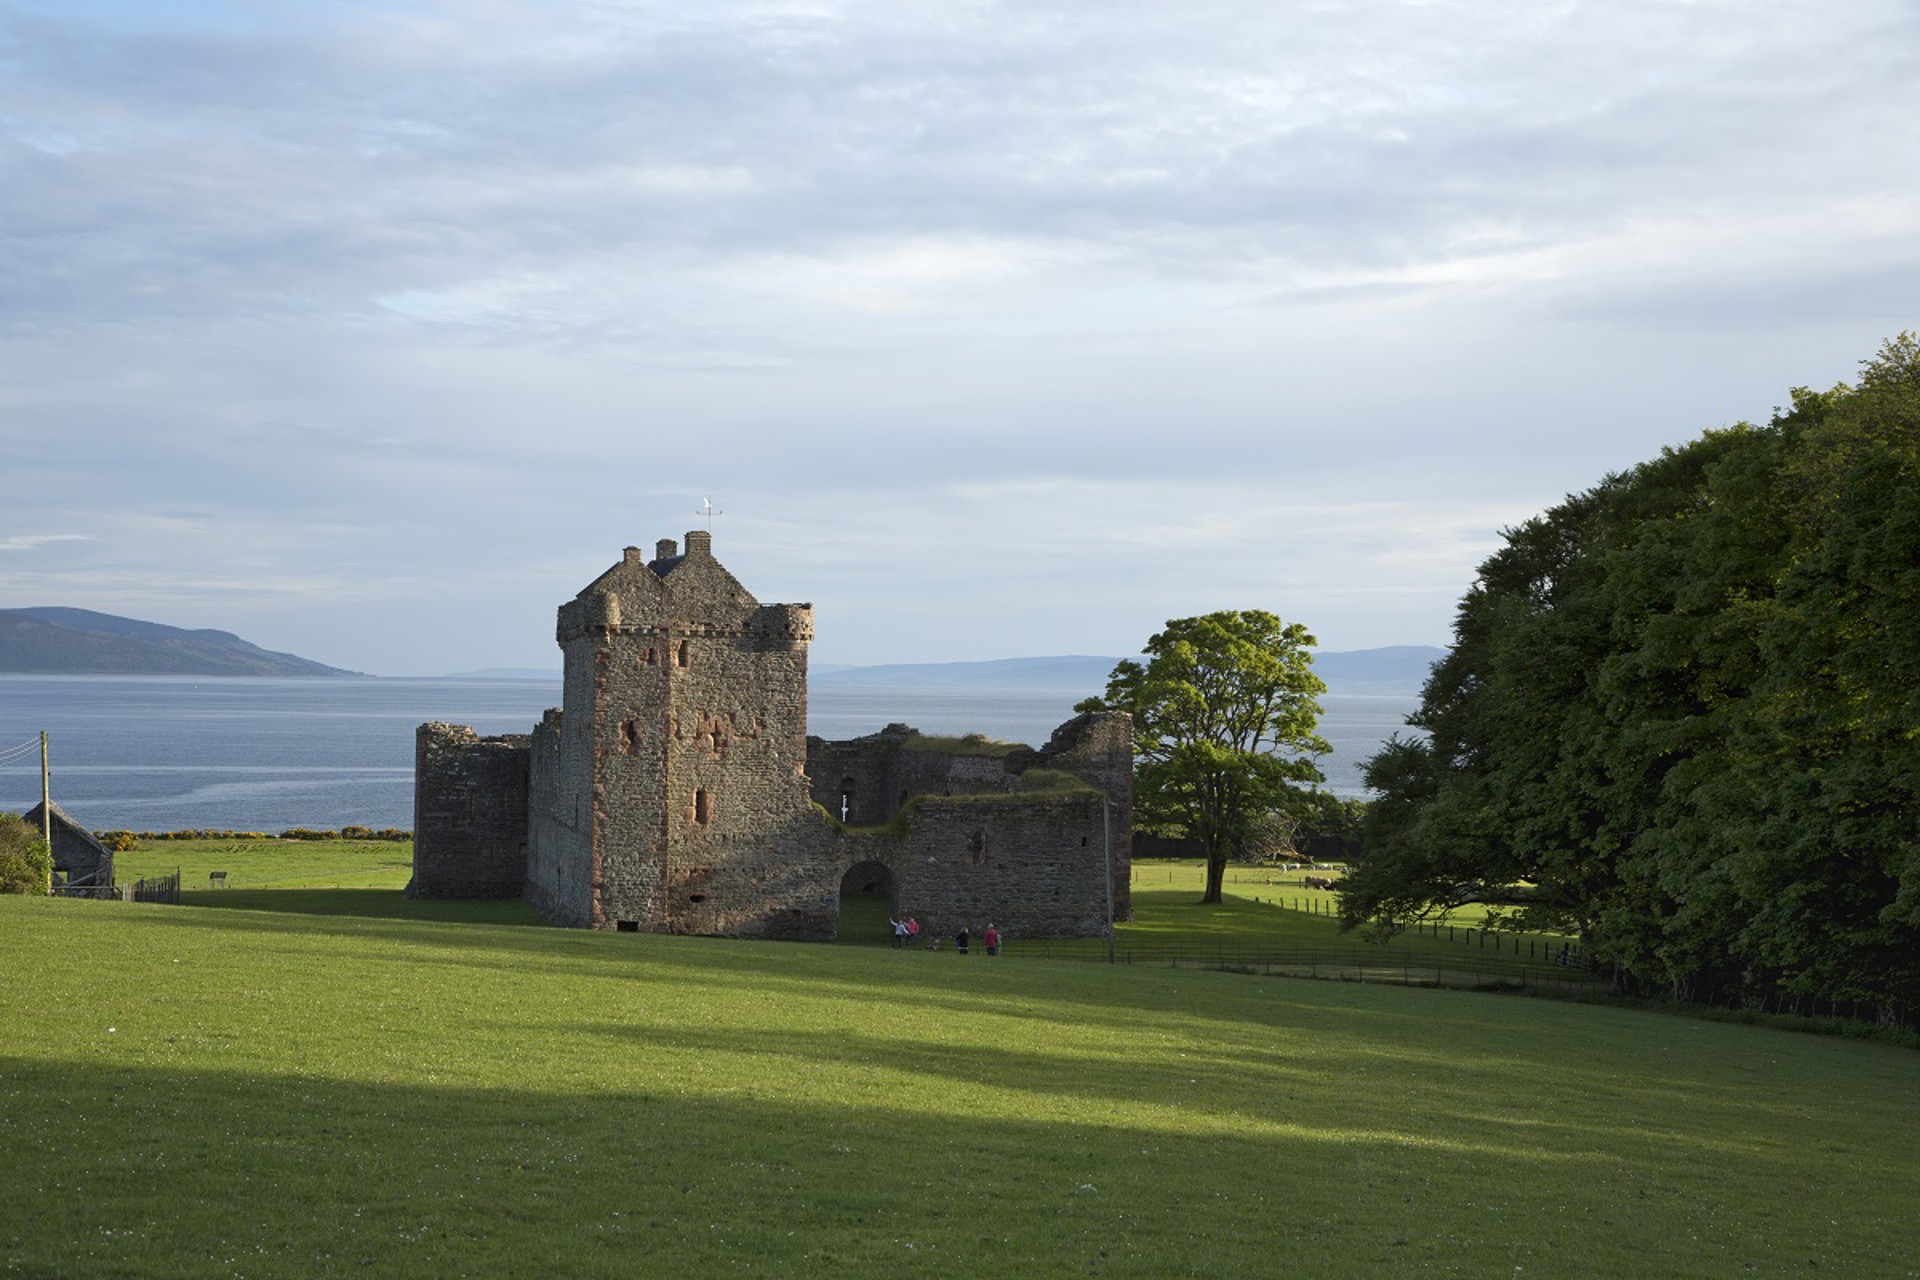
[1027,860,1592,987]
[120,844,1575,976]
[115,838,416,893]
[3,894,1916,1279]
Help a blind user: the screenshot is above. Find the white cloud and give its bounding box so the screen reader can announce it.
[0,534,90,552]
[0,0,1914,671]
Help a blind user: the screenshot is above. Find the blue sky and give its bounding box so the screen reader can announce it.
[3,0,1916,674]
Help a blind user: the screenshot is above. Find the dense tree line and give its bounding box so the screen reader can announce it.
[1341,335,1920,1022]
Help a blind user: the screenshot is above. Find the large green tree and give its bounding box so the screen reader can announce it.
[1080,610,1329,903]
[1341,334,1920,1020]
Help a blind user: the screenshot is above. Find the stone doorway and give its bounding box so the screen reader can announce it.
[836,859,897,946]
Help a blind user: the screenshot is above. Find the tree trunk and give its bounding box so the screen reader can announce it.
[1202,852,1226,903]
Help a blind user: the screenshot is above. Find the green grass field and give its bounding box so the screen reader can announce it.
[1019,861,1596,992]
[116,838,416,893]
[4,866,1917,1278]
[129,845,1583,983]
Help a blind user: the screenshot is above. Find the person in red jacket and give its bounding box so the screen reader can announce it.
[983,923,1000,956]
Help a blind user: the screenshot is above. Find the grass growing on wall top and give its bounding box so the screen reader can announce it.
[899,731,1024,756]
[3,896,1917,1279]
[1014,767,1098,794]
[811,800,914,838]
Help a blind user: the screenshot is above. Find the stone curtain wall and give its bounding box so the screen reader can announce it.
[1032,712,1135,923]
[802,717,1128,924]
[525,708,593,926]
[885,793,1117,939]
[409,723,531,899]
[805,726,1028,823]
[644,792,1120,942]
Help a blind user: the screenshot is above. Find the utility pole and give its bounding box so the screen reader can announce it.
[40,731,51,850]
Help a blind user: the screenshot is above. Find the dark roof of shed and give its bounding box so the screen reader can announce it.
[20,799,110,855]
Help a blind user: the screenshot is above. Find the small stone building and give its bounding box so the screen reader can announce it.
[411,531,1132,940]
[21,800,113,889]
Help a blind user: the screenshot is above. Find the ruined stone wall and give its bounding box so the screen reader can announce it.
[409,723,531,899]
[805,731,901,824]
[891,750,1024,803]
[659,808,845,940]
[803,788,1117,941]
[806,726,1032,824]
[525,707,595,926]
[524,614,612,928]
[890,792,1117,940]
[798,714,1133,941]
[1033,711,1134,922]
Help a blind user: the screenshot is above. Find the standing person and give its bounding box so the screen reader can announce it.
[907,917,920,946]
[889,917,906,948]
[955,925,970,955]
[983,922,1000,957]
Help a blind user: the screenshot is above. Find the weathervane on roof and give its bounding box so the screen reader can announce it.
[695,497,724,531]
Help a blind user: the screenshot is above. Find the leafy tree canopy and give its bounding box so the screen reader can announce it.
[1079,610,1329,902]
[1341,333,1920,1022]
[0,813,53,896]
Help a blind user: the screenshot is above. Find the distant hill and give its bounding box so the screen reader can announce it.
[1309,645,1444,694]
[0,608,358,676]
[815,655,1121,692]
[813,646,1444,697]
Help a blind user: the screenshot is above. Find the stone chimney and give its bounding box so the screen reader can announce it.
[685,530,712,558]
[623,546,644,565]
[656,538,678,560]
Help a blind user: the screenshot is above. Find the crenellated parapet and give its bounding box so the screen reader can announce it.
[751,602,814,649]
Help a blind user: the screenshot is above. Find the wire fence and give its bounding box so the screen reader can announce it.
[127,871,181,904]
[1013,938,1608,996]
[54,870,182,904]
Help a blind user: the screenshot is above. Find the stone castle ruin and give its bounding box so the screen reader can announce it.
[410,531,1132,940]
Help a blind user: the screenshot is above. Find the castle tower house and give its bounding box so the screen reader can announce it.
[523,532,814,930]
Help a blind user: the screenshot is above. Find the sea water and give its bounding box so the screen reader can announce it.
[0,675,1418,833]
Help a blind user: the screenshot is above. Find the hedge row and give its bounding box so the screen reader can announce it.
[94,827,412,851]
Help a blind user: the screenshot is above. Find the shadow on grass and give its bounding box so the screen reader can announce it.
[0,1053,1447,1278]
[187,887,548,926]
[13,891,1920,1278]
[6,1017,1917,1280]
